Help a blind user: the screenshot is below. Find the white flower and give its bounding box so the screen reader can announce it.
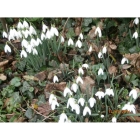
[61,36,65,43]
[88,46,92,52]
[58,113,68,123]
[133,31,138,39]
[31,38,37,47]
[68,38,74,46]
[67,97,75,109]
[32,48,38,55]
[50,26,59,36]
[4,44,11,53]
[22,39,28,48]
[79,33,83,40]
[3,31,8,38]
[78,67,84,75]
[53,75,59,83]
[95,90,105,99]
[133,17,139,25]
[46,30,51,39]
[41,32,46,40]
[82,64,89,69]
[51,100,59,110]
[9,28,15,40]
[42,23,48,33]
[73,104,80,115]
[88,97,96,108]
[102,46,107,54]
[129,88,137,100]
[98,68,104,75]
[78,98,85,106]
[36,37,42,46]
[17,21,23,29]
[83,106,91,116]
[8,34,15,41]
[75,40,82,48]
[23,20,29,29]
[121,57,129,64]
[101,115,104,118]
[95,27,102,37]
[105,88,114,96]
[65,118,71,123]
[122,102,136,114]
[20,50,27,58]
[26,44,32,53]
[63,87,73,97]
[22,30,30,38]
[98,51,103,58]
[49,94,57,105]
[29,25,36,35]
[71,83,78,93]
[16,30,22,39]
[112,117,117,123]
[76,76,83,84]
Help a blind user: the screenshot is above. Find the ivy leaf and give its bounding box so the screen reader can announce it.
[10,77,21,87]
[83,18,92,26]
[37,95,46,105]
[25,108,33,119]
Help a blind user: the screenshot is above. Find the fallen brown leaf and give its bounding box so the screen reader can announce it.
[0,60,9,67]
[108,65,117,75]
[23,75,39,81]
[35,71,47,81]
[0,74,7,81]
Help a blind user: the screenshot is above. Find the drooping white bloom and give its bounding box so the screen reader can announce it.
[23,20,29,29]
[22,30,30,38]
[3,31,8,38]
[49,94,57,105]
[4,44,11,53]
[98,51,103,58]
[16,30,22,39]
[8,34,15,41]
[95,27,102,37]
[36,37,42,46]
[98,68,104,75]
[101,115,104,118]
[53,75,59,83]
[41,32,46,40]
[102,46,107,54]
[73,104,80,115]
[79,33,83,40]
[32,48,38,55]
[78,98,85,107]
[121,57,129,64]
[20,50,27,58]
[105,88,114,96]
[82,64,89,69]
[65,118,72,123]
[88,46,92,53]
[95,90,105,99]
[88,97,96,108]
[30,38,37,47]
[50,26,59,36]
[46,29,52,39]
[42,23,48,33]
[68,38,74,46]
[112,117,117,123]
[129,88,137,100]
[17,21,23,29]
[71,83,78,93]
[76,76,83,84]
[122,102,136,114]
[83,106,91,116]
[58,113,68,123]
[51,100,59,110]
[133,31,138,39]
[75,40,82,48]
[9,28,15,40]
[78,67,84,75]
[22,39,29,48]
[133,17,139,25]
[61,36,65,43]
[63,87,73,97]
[67,97,75,109]
[29,25,36,35]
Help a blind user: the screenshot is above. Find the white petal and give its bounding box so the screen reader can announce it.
[4,44,11,53]
[76,76,83,84]
[53,75,59,83]
[98,68,104,75]
[71,83,78,92]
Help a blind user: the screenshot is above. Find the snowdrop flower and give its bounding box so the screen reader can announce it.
[29,25,36,35]
[76,76,83,84]
[67,97,75,109]
[8,34,15,41]
[23,20,29,29]
[53,75,59,83]
[133,17,139,25]
[9,28,15,40]
[22,30,30,38]
[65,118,72,123]
[98,51,103,58]
[42,23,48,33]
[68,38,74,46]
[61,36,65,43]
[4,44,11,53]
[3,31,8,38]
[20,49,27,58]
[26,44,32,53]
[50,26,59,36]
[129,88,137,100]
[82,64,89,69]
[98,68,104,75]
[71,83,78,93]
[16,30,22,39]
[95,90,105,99]
[31,38,37,47]
[79,33,83,40]
[122,102,136,114]
[78,67,84,75]
[46,29,52,39]
[133,31,138,39]
[112,117,117,123]
[41,32,46,40]
[17,21,23,29]
[88,45,92,52]
[63,87,73,97]
[49,94,57,105]
[101,115,104,118]
[32,48,38,55]
[83,106,91,116]
[73,104,80,115]
[121,57,129,64]
[78,98,85,106]
[75,40,82,48]
[22,39,28,48]
[51,100,59,110]
[88,97,96,108]
[105,88,114,96]
[58,113,68,123]
[36,37,42,46]
[95,27,102,37]
[102,46,107,54]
